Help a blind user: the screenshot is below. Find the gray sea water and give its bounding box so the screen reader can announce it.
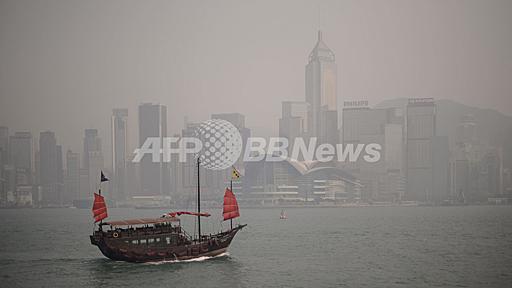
[0,206,511,288]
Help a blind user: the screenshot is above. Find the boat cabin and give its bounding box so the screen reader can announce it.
[92,216,194,248]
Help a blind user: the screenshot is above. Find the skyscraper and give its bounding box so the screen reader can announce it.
[9,132,33,186]
[305,31,338,146]
[279,101,310,157]
[138,103,168,197]
[83,129,102,172]
[0,127,8,167]
[112,108,128,201]
[342,102,404,201]
[406,98,436,202]
[39,131,63,206]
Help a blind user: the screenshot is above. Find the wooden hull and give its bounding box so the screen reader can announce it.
[90,225,245,263]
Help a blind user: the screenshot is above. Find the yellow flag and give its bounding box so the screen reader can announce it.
[232,166,240,179]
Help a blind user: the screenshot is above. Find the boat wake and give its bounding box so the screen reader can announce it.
[145,252,230,265]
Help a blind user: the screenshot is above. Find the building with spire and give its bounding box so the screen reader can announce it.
[305,30,338,147]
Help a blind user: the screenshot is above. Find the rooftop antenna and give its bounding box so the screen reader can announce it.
[317,2,321,34]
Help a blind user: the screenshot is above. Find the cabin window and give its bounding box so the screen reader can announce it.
[131,240,138,245]
[155,238,161,243]
[148,238,154,244]
[124,240,129,244]
[140,239,147,244]
[165,235,177,245]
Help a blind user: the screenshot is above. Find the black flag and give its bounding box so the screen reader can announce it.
[100,171,109,182]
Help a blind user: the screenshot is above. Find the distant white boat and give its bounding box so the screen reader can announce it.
[280,210,287,219]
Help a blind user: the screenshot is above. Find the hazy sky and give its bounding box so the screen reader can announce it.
[1,0,511,158]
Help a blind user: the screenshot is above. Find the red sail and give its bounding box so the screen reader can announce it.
[223,188,240,221]
[92,193,108,223]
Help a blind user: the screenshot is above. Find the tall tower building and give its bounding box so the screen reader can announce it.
[9,132,33,186]
[138,103,168,197]
[39,131,63,206]
[112,108,128,201]
[406,98,436,202]
[305,31,338,146]
[83,129,102,172]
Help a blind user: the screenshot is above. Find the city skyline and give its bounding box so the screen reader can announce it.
[1,52,511,206]
[1,0,511,156]
[0,1,511,207]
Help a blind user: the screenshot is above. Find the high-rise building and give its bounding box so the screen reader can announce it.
[83,129,102,172]
[384,122,406,201]
[453,115,475,203]
[0,126,9,204]
[480,149,503,198]
[279,101,310,156]
[39,131,63,206]
[9,132,33,186]
[342,102,404,201]
[406,98,437,202]
[138,103,168,197]
[112,108,128,201]
[432,136,450,202]
[0,127,8,167]
[64,150,80,205]
[305,31,338,146]
[211,113,245,129]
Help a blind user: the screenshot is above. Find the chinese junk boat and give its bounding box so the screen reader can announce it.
[90,162,246,263]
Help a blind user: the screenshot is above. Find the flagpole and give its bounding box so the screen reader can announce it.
[98,171,108,227]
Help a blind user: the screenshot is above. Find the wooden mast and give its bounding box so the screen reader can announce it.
[230,179,233,230]
[197,157,201,240]
[98,175,102,227]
